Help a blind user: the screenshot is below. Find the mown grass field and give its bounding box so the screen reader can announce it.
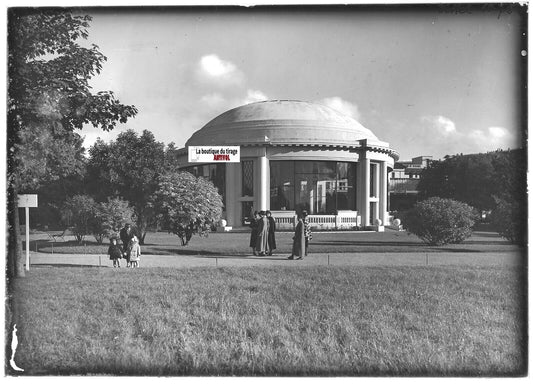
[32,229,519,255]
[9,264,526,376]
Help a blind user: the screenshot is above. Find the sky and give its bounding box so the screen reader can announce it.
[75,4,526,160]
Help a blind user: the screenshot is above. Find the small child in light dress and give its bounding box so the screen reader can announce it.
[107,238,122,268]
[128,236,141,268]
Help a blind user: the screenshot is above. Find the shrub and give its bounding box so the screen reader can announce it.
[402,197,477,245]
[60,195,96,243]
[491,197,527,247]
[155,171,223,245]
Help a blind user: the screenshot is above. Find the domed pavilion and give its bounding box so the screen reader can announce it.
[176,100,399,230]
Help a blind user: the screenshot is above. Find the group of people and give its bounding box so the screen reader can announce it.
[249,209,312,260]
[249,210,277,256]
[108,212,313,266]
[107,223,142,268]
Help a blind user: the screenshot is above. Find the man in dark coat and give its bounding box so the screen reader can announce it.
[119,223,135,259]
[249,211,259,256]
[266,210,276,255]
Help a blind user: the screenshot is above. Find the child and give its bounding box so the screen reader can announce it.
[128,236,141,268]
[107,238,122,268]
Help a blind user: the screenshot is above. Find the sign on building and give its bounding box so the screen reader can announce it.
[188,146,240,163]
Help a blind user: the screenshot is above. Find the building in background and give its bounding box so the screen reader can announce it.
[389,156,433,212]
[176,100,399,230]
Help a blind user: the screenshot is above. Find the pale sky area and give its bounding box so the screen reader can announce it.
[76,5,526,160]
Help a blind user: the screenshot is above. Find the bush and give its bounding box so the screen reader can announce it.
[402,197,477,245]
[61,195,96,243]
[155,171,223,245]
[491,197,527,247]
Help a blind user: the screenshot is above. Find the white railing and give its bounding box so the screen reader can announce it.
[270,210,360,230]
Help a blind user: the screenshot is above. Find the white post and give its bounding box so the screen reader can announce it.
[361,157,370,226]
[379,161,388,225]
[258,155,269,211]
[25,207,30,271]
[18,194,38,271]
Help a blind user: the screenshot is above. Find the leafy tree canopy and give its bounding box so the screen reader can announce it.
[7,9,137,277]
[9,10,137,188]
[86,129,179,244]
[417,149,526,212]
[156,171,223,245]
[92,198,135,244]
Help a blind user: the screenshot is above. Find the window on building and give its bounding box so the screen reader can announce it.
[270,160,356,214]
[242,160,254,196]
[370,163,377,197]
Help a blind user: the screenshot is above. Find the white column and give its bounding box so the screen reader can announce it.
[225,163,236,227]
[258,155,269,211]
[379,161,388,225]
[361,157,370,226]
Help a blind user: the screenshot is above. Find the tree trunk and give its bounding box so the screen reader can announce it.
[140,231,147,245]
[137,215,147,245]
[7,182,24,278]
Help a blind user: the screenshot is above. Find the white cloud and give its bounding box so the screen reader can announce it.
[196,54,244,86]
[241,89,269,105]
[415,114,519,158]
[421,115,457,135]
[200,54,236,77]
[487,126,507,139]
[317,97,361,120]
[468,126,515,147]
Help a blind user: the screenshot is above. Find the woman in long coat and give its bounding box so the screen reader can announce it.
[256,211,270,256]
[289,211,310,260]
[249,211,259,255]
[266,210,276,255]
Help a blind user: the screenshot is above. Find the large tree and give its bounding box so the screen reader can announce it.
[7,10,137,278]
[417,153,497,212]
[416,149,527,245]
[417,149,525,213]
[86,129,173,244]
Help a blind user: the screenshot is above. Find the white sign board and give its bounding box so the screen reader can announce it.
[18,194,38,208]
[188,146,240,163]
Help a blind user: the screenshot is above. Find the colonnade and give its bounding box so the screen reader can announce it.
[224,152,389,228]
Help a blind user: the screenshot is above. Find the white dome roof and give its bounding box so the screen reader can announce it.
[185,100,379,147]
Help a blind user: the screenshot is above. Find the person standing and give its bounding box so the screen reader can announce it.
[249,211,259,256]
[289,210,311,260]
[128,236,141,268]
[107,238,123,268]
[120,223,135,267]
[256,211,270,256]
[266,210,276,256]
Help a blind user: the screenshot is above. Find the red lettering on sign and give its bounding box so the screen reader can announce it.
[213,154,230,161]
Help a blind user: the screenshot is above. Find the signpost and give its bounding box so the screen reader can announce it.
[18,194,38,271]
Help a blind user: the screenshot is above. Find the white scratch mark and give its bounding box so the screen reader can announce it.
[10,324,24,372]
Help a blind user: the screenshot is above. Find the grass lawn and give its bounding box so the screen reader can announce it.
[8,264,526,376]
[31,229,519,255]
